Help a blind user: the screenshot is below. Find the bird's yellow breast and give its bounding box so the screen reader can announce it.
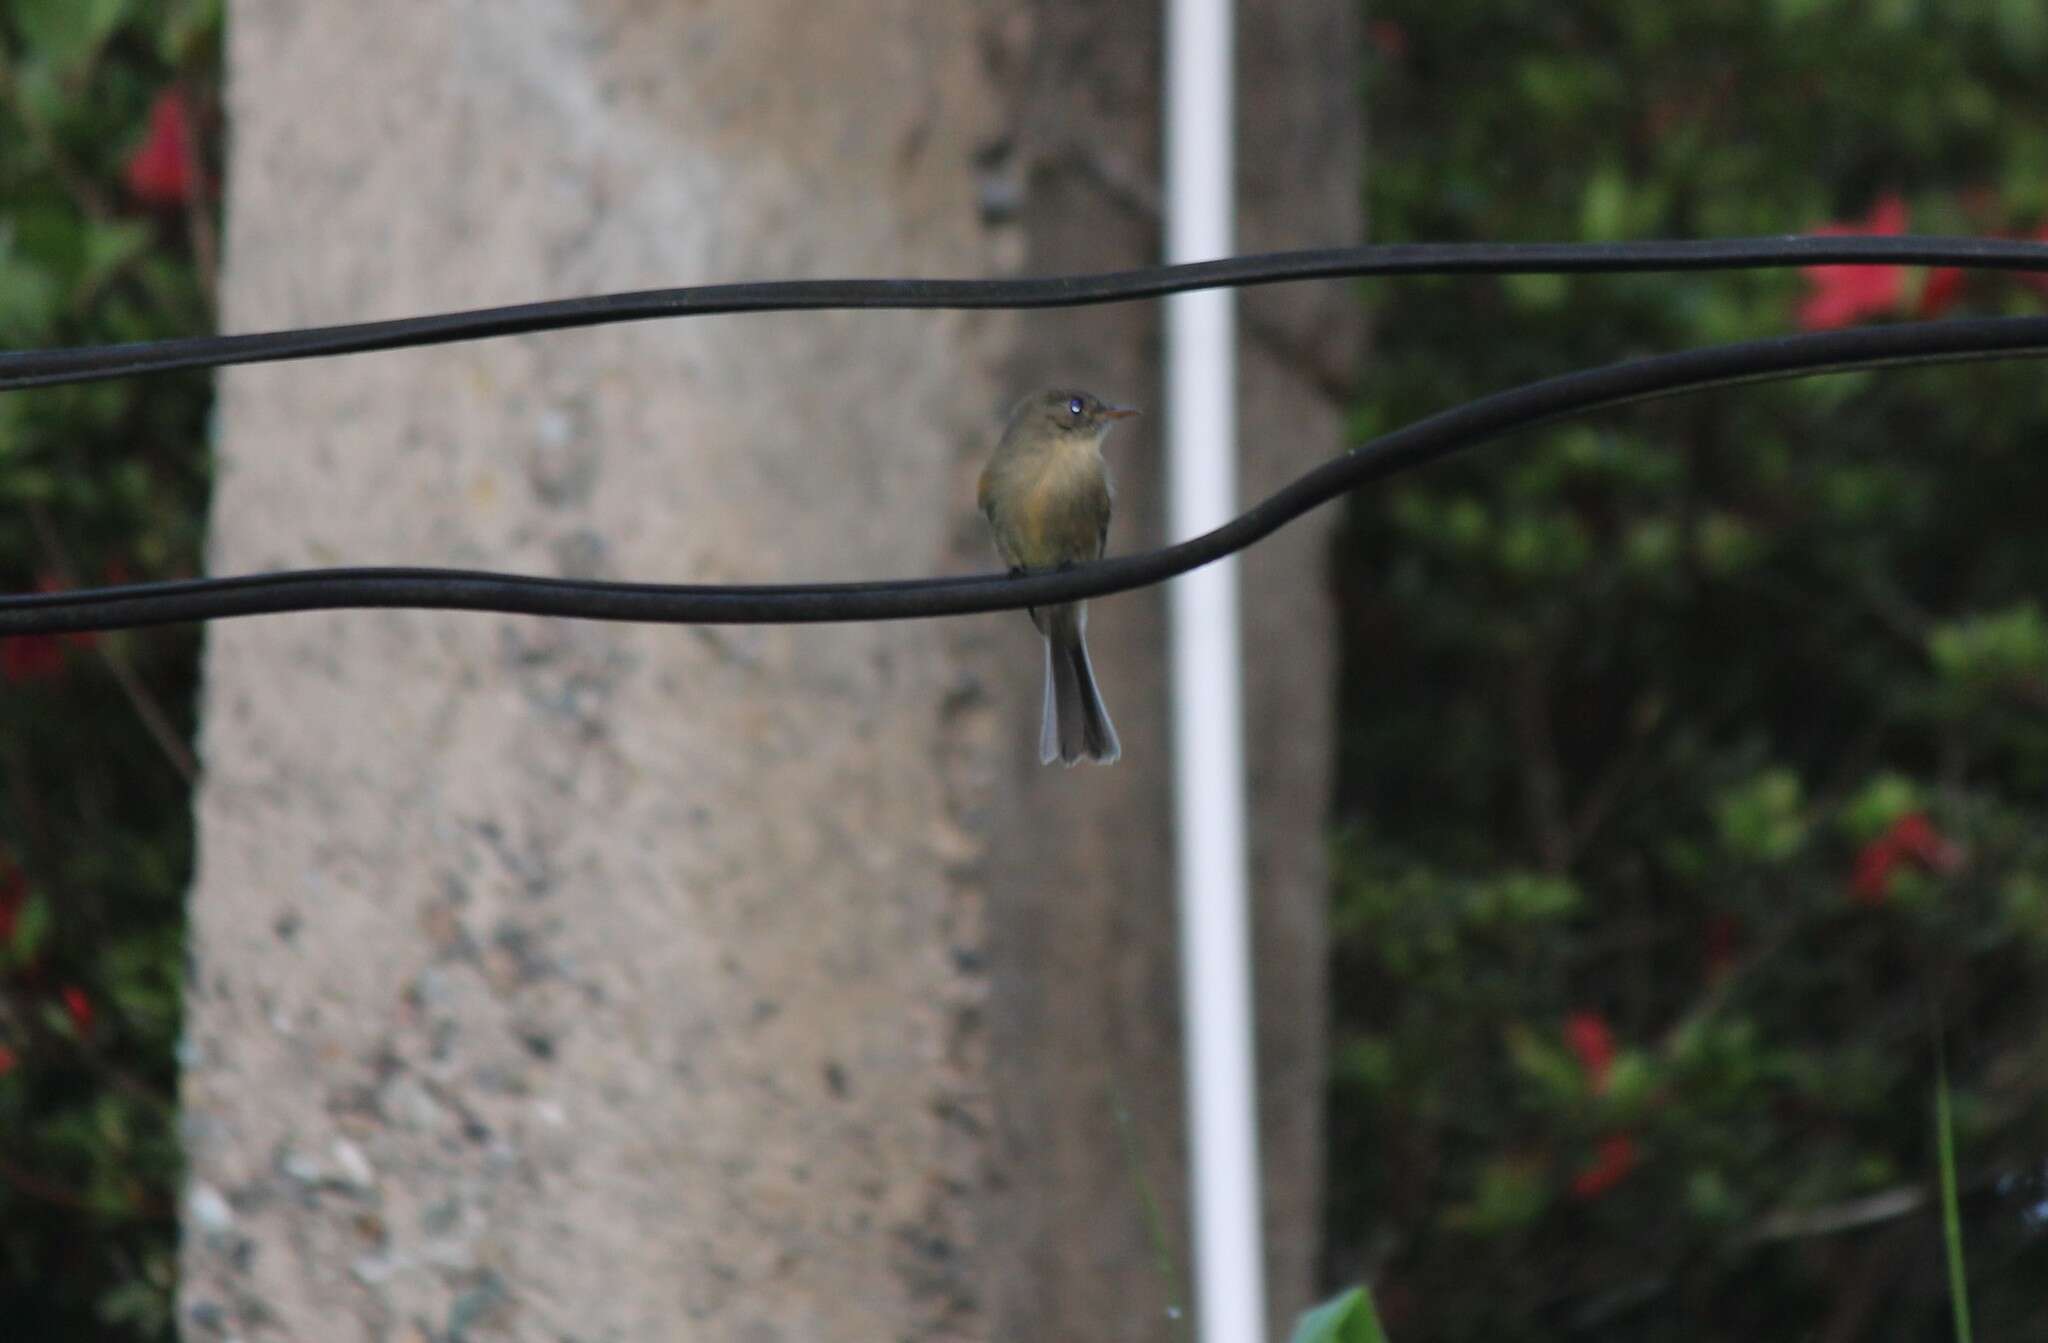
[991,440,1109,570]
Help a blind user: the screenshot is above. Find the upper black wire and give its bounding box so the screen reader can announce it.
[8,313,2047,636]
[3,236,2047,391]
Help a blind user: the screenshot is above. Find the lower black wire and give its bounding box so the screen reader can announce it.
[6,314,2046,636]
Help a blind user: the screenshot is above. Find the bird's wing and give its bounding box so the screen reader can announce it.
[976,463,996,521]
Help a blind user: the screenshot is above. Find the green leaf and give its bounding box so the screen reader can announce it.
[1507,1024,1586,1103]
[1685,1167,1738,1223]
[1503,271,1567,310]
[1447,1156,1550,1232]
[11,0,132,75]
[1693,511,1764,576]
[1480,872,1582,922]
[11,892,51,965]
[79,221,154,301]
[0,466,60,504]
[1604,1052,1656,1111]
[1841,773,1921,842]
[0,254,61,342]
[1495,511,1592,581]
[159,0,224,63]
[1290,1286,1390,1343]
[1622,517,1680,576]
[1580,164,1630,242]
[98,1277,172,1332]
[1935,1041,1974,1343]
[2001,874,2048,947]
[1996,0,2046,58]
[1715,769,1808,864]
[1928,604,2048,689]
[1335,1035,1396,1090]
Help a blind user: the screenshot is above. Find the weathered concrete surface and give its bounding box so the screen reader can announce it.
[184,3,1005,1339]
[1236,0,1365,1318]
[182,1,1359,1340]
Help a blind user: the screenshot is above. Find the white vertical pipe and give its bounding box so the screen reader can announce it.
[1164,0,1265,1340]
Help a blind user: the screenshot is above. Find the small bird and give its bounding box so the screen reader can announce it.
[978,388,1138,765]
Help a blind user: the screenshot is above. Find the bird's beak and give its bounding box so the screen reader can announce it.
[1102,406,1140,420]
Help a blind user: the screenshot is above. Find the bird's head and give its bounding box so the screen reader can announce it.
[1010,388,1140,442]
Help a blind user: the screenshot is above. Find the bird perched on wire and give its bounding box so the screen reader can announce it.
[978,388,1139,766]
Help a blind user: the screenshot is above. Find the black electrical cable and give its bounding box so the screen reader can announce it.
[7,314,2046,636]
[2,236,2046,391]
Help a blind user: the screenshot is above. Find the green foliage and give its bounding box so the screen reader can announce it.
[0,3,218,1337]
[1841,772,1922,841]
[1292,1286,1391,1343]
[1928,603,2048,694]
[1936,1041,1975,1343]
[1714,768,1808,864]
[1331,2,2048,1338]
[12,0,132,76]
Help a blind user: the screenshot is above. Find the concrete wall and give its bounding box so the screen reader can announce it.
[180,3,1356,1339]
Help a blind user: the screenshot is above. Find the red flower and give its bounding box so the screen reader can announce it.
[61,985,94,1037]
[1888,812,1963,872]
[1703,914,1740,982]
[1850,842,1899,906]
[1,635,66,683]
[1797,194,1908,330]
[1368,21,1410,59]
[1917,266,1965,318]
[0,1045,16,1077]
[127,88,196,208]
[1564,1013,1617,1094]
[0,864,23,945]
[1571,1134,1639,1200]
[37,574,99,652]
[1849,811,1961,906]
[3,575,96,680]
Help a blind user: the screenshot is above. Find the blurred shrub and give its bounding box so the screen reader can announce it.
[0,1,218,1337]
[1332,2,2048,1338]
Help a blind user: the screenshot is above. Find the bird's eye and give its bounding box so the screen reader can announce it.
[1068,397,1085,417]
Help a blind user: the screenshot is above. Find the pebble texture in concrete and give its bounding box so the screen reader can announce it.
[183,3,1004,1339]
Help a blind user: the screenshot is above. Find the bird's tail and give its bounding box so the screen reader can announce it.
[1039,602,1120,766]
